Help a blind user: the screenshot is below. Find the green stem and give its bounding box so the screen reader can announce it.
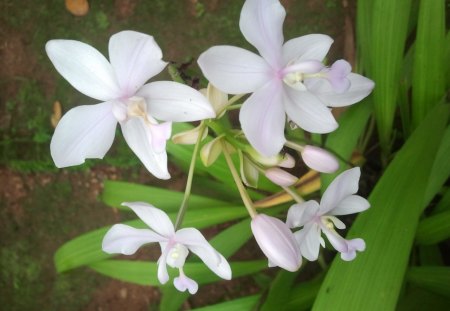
[221,141,257,218]
[174,123,206,230]
[282,186,305,204]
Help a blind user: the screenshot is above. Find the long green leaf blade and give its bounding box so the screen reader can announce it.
[407,266,450,299]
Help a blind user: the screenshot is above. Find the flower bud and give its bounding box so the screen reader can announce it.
[239,151,259,188]
[172,125,208,145]
[265,168,297,186]
[251,214,301,272]
[301,145,339,173]
[200,136,223,167]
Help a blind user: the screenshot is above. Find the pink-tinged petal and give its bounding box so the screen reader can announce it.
[308,73,375,107]
[157,245,171,284]
[294,223,322,261]
[102,224,166,255]
[109,31,167,97]
[279,154,295,168]
[149,121,172,153]
[265,168,297,187]
[50,102,117,168]
[301,145,339,173]
[239,0,285,68]
[175,228,231,280]
[283,87,338,134]
[120,117,170,179]
[137,81,215,122]
[320,167,361,214]
[240,81,285,156]
[198,46,272,94]
[340,238,366,261]
[282,34,333,65]
[286,201,320,228]
[122,202,175,237]
[251,214,301,272]
[330,195,370,216]
[325,60,352,93]
[46,40,120,101]
[174,273,199,294]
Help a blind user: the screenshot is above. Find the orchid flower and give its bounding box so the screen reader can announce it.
[198,0,374,157]
[102,202,232,294]
[286,168,370,261]
[46,31,215,179]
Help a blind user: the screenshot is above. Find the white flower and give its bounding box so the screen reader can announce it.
[102,202,232,294]
[286,167,370,261]
[198,0,374,157]
[46,31,215,179]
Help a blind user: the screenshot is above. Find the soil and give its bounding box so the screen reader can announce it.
[0,0,356,310]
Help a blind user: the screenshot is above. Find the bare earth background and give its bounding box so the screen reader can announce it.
[0,0,354,309]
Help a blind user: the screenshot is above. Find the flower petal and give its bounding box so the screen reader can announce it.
[308,73,375,107]
[102,224,165,255]
[294,222,322,261]
[175,228,232,280]
[320,167,361,214]
[282,34,333,65]
[240,81,286,156]
[301,145,339,173]
[120,117,170,179]
[46,40,120,101]
[330,195,370,216]
[283,87,338,134]
[198,45,272,94]
[109,31,167,97]
[174,273,199,294]
[122,202,175,237]
[137,81,215,122]
[286,201,320,228]
[157,245,170,284]
[251,214,301,272]
[50,102,117,168]
[239,0,285,68]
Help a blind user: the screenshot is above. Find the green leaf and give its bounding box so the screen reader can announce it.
[322,101,372,191]
[407,266,450,298]
[192,295,260,311]
[416,210,450,245]
[89,259,267,286]
[101,180,232,211]
[55,206,247,273]
[397,285,450,311]
[312,105,449,311]
[370,0,412,154]
[433,187,450,214]
[411,0,446,128]
[286,274,323,311]
[260,270,299,311]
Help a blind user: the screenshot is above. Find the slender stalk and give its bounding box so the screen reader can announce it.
[174,123,206,230]
[227,93,245,106]
[221,140,257,218]
[282,186,304,204]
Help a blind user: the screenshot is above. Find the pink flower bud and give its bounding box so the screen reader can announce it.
[301,145,339,173]
[251,214,301,272]
[278,153,295,168]
[265,168,297,186]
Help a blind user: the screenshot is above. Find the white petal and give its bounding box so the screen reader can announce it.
[251,214,301,272]
[240,81,286,157]
[46,40,120,101]
[282,34,333,65]
[331,195,370,216]
[120,117,170,179]
[149,121,172,153]
[198,45,272,94]
[301,145,339,173]
[320,167,361,214]
[157,245,170,284]
[122,202,175,237]
[50,102,117,168]
[175,228,232,280]
[286,201,320,228]
[174,273,199,294]
[321,226,347,253]
[109,31,167,97]
[309,73,375,107]
[239,0,285,68]
[102,224,165,255]
[137,81,215,122]
[283,87,338,133]
[341,238,366,261]
[294,223,322,261]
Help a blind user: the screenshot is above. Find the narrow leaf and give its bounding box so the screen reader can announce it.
[416,210,450,245]
[407,266,450,298]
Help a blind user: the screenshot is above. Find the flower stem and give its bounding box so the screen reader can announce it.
[221,140,257,218]
[282,186,304,204]
[174,122,206,230]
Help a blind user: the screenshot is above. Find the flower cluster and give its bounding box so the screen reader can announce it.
[46,0,373,294]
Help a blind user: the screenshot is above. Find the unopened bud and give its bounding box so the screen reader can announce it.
[301,145,339,173]
[200,136,223,167]
[265,168,297,186]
